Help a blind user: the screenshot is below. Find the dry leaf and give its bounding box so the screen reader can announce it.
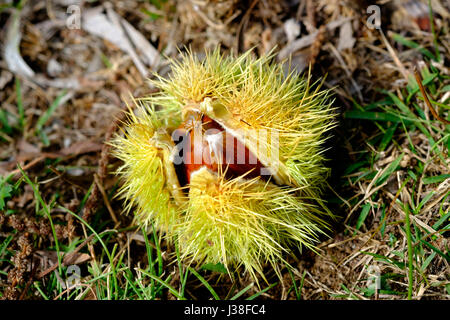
[337,21,355,51]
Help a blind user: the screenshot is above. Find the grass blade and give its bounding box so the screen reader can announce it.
[422,174,450,185]
[230,283,254,300]
[391,32,436,61]
[246,282,277,300]
[189,267,220,300]
[355,203,371,232]
[375,153,404,186]
[15,77,24,130]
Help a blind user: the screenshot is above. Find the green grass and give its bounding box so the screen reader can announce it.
[0,178,13,211]
[0,78,26,142]
[0,79,68,145]
[15,78,25,131]
[287,268,306,300]
[0,168,279,300]
[20,166,63,276]
[403,204,414,300]
[341,62,450,299]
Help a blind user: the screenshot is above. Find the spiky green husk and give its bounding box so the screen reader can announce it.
[111,104,178,232]
[178,167,329,280]
[112,49,336,281]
